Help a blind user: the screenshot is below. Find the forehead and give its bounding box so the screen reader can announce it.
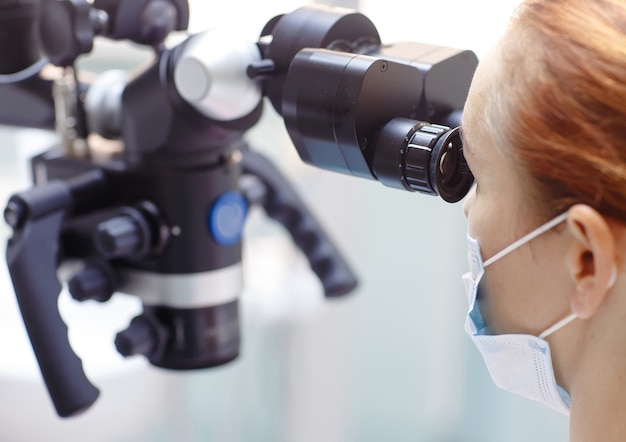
[461,34,542,213]
[462,42,505,152]
[462,38,525,176]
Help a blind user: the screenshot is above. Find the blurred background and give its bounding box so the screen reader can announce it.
[0,0,570,441]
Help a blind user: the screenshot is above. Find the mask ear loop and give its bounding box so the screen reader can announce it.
[483,213,569,268]
[539,266,618,340]
[538,313,578,339]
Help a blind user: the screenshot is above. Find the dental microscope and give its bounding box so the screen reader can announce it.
[0,0,477,417]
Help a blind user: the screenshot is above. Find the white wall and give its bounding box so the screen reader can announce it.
[360,0,522,58]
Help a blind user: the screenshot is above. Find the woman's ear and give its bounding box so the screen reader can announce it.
[566,204,616,319]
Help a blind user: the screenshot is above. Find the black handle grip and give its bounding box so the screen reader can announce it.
[5,182,100,417]
[241,149,358,297]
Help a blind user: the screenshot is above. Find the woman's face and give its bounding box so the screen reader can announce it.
[461,39,574,336]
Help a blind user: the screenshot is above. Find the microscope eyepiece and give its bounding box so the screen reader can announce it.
[432,127,473,202]
[426,126,473,202]
[373,119,474,202]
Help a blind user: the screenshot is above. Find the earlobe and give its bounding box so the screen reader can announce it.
[566,204,616,319]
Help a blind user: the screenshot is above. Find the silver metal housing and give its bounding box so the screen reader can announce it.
[174,28,263,121]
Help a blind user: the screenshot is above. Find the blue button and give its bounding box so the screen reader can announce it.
[208,191,248,246]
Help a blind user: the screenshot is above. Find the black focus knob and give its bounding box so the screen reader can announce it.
[38,0,105,66]
[115,315,165,358]
[93,0,189,46]
[95,215,141,257]
[95,209,151,259]
[68,261,116,302]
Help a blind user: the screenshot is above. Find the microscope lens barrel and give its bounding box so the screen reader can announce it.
[373,119,474,202]
[405,125,473,202]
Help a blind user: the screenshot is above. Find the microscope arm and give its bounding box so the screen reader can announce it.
[241,149,358,297]
[4,173,106,417]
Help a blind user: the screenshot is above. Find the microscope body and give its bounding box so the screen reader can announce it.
[31,146,246,371]
[2,1,477,417]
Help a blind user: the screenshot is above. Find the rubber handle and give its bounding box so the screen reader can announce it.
[241,149,358,297]
[6,185,100,417]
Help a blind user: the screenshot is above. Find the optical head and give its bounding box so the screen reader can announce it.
[272,33,478,202]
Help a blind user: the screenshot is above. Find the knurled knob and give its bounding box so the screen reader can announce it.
[67,263,115,302]
[115,315,158,357]
[95,214,146,259]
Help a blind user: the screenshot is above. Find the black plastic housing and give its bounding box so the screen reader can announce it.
[257,5,478,201]
[280,45,476,201]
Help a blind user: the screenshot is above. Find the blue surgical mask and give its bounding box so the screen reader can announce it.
[462,212,574,415]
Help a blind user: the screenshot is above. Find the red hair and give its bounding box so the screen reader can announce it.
[498,0,626,221]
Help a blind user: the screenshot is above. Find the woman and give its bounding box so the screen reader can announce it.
[461,0,626,440]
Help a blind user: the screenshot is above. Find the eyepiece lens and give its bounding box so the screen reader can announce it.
[432,128,474,202]
[439,141,459,182]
